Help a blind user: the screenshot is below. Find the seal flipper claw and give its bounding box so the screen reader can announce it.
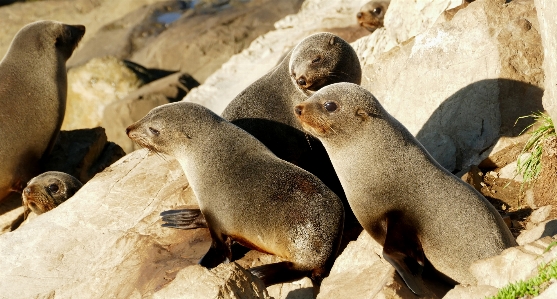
[249,262,311,286]
[160,208,208,229]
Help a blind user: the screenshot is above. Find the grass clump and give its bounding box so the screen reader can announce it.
[515,112,555,189]
[486,257,557,299]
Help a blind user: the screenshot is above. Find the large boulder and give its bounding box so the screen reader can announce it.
[362,0,544,172]
[535,0,557,123]
[0,150,212,298]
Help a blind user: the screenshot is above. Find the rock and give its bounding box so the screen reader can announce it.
[130,0,305,83]
[536,282,557,299]
[470,236,557,288]
[102,72,200,153]
[43,127,126,184]
[317,231,444,299]
[266,278,314,299]
[478,134,529,169]
[153,263,271,299]
[62,56,144,130]
[0,0,167,60]
[517,219,557,246]
[442,285,498,299]
[497,154,530,182]
[67,1,187,67]
[0,149,213,298]
[362,0,544,172]
[531,206,553,225]
[535,0,557,123]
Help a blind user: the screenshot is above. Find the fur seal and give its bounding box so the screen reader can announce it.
[0,21,85,201]
[22,171,83,217]
[294,83,517,294]
[163,33,362,234]
[127,102,344,286]
[223,33,361,226]
[357,0,390,33]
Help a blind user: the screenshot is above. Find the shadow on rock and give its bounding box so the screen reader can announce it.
[416,79,543,173]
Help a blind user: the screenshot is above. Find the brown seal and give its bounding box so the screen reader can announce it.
[294,83,517,294]
[0,21,85,201]
[357,0,390,33]
[22,171,83,217]
[127,102,344,286]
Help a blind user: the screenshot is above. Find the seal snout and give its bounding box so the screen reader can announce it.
[294,104,305,117]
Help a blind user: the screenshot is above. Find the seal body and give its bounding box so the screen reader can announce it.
[23,171,83,217]
[357,0,390,33]
[221,33,361,228]
[0,21,85,201]
[295,83,516,291]
[127,102,344,286]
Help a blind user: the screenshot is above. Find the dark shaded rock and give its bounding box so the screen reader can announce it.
[43,127,126,183]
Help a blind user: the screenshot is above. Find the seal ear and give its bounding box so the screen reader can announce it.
[356,108,381,121]
[329,36,336,45]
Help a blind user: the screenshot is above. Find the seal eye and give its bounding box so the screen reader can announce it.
[311,57,321,64]
[324,101,338,112]
[372,7,382,15]
[149,127,160,136]
[48,183,59,193]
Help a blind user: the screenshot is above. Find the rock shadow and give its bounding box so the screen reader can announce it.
[415,79,543,173]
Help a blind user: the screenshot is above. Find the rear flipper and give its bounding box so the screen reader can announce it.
[383,211,426,296]
[160,208,207,229]
[249,261,312,286]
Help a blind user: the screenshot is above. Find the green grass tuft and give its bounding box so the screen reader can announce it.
[486,257,557,299]
[515,112,555,190]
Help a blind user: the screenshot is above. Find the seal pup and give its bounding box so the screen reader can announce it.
[0,21,85,201]
[163,33,362,234]
[294,83,516,294]
[127,102,344,286]
[23,171,83,217]
[357,0,390,33]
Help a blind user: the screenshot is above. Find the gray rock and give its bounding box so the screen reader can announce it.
[535,0,557,123]
[362,0,544,172]
[470,236,557,288]
[0,149,211,298]
[131,0,305,83]
[442,285,498,299]
[517,219,557,246]
[153,263,271,299]
[531,206,553,225]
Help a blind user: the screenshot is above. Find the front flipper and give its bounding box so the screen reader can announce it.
[160,208,208,229]
[199,232,233,269]
[383,211,426,296]
[249,261,311,286]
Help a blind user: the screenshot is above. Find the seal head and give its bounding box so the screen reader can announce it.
[23,171,83,216]
[356,0,390,33]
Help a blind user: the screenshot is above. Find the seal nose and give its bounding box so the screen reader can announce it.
[23,187,31,196]
[125,125,133,136]
[356,12,363,18]
[294,104,304,116]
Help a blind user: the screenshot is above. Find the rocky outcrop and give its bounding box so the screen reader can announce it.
[0,150,211,298]
[153,263,271,299]
[535,0,557,123]
[362,0,544,172]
